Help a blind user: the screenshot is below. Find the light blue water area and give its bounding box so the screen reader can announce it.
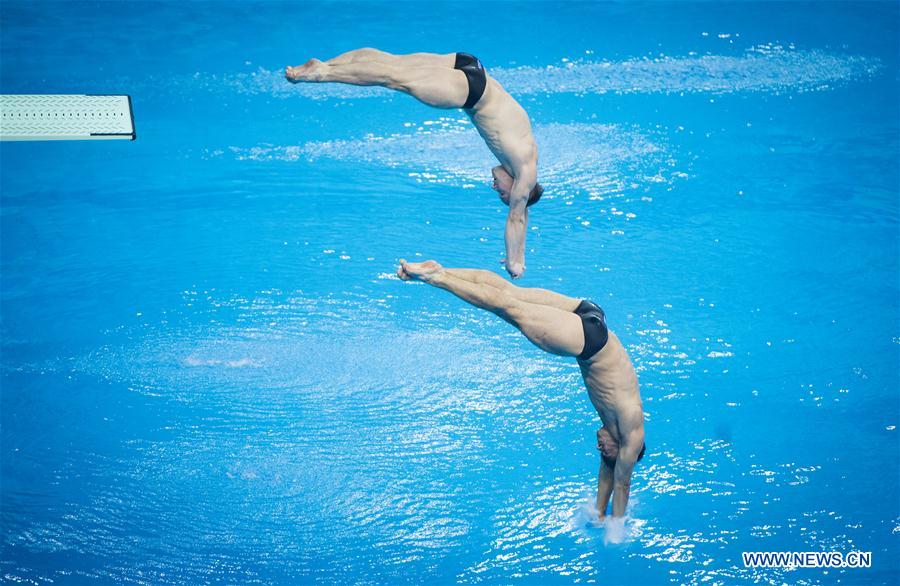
[1,1,898,584]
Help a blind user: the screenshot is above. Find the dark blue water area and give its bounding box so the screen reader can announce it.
[2,2,899,585]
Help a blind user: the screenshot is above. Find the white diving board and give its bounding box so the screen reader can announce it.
[0,94,135,141]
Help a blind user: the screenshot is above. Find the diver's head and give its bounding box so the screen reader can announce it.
[527,183,544,206]
[491,166,544,207]
[597,427,620,467]
[597,426,646,467]
[491,166,514,204]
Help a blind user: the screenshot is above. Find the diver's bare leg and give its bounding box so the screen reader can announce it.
[399,260,584,356]
[445,268,582,312]
[324,48,392,65]
[287,53,467,108]
[596,460,614,519]
[325,48,454,68]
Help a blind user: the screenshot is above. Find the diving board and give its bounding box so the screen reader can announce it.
[0,94,135,141]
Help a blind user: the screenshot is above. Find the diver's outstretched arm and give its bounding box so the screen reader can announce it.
[596,459,615,520]
[503,166,536,279]
[610,425,644,518]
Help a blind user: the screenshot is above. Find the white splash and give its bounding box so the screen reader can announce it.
[492,46,881,96]
[228,121,681,201]
[602,516,629,545]
[224,47,880,99]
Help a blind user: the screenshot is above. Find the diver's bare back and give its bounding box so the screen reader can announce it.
[469,76,538,177]
[580,331,644,441]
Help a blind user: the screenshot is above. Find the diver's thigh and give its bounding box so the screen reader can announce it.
[509,302,585,357]
[401,68,469,109]
[511,287,582,312]
[394,52,456,68]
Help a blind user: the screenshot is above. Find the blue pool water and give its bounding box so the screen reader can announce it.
[1,2,898,584]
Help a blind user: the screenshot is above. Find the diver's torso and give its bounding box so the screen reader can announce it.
[579,330,644,438]
[468,77,537,176]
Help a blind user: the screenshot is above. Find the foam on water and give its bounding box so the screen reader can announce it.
[5,249,886,585]
[65,284,740,447]
[221,47,880,100]
[492,46,881,96]
[38,286,798,582]
[226,121,683,214]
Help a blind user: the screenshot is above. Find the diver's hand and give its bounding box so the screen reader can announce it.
[503,258,525,280]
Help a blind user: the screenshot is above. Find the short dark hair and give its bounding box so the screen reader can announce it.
[526,183,544,207]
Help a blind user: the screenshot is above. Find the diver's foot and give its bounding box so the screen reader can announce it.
[285,59,328,83]
[397,259,444,283]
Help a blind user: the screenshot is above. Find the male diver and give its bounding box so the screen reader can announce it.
[396,259,645,518]
[287,49,542,279]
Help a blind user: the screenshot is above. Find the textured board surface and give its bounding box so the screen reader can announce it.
[0,94,135,141]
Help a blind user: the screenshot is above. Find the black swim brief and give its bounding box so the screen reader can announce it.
[574,300,609,361]
[454,52,487,109]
